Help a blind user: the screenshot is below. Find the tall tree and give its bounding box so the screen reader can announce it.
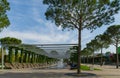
[81,47,92,64]
[43,0,120,74]
[104,25,120,68]
[0,0,10,31]
[95,34,110,66]
[86,39,99,65]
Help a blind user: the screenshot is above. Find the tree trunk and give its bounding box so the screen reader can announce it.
[87,55,89,63]
[100,48,103,66]
[116,43,119,68]
[83,56,85,63]
[92,51,94,65]
[77,25,81,74]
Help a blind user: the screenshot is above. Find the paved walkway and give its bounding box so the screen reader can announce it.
[86,64,120,78]
[0,65,120,78]
[0,69,99,78]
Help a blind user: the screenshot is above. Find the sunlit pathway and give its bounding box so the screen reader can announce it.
[0,68,101,78]
[0,65,120,78]
[84,64,120,78]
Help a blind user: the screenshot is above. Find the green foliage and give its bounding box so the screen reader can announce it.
[0,37,22,44]
[95,34,111,65]
[81,48,92,56]
[95,34,110,49]
[86,39,99,52]
[0,0,10,31]
[70,52,78,63]
[104,25,120,46]
[8,47,13,63]
[86,39,100,65]
[105,51,111,56]
[69,46,78,63]
[43,0,120,31]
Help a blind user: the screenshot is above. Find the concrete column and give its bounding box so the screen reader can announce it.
[23,51,28,63]
[36,54,39,63]
[8,47,13,63]
[38,55,42,63]
[31,53,34,63]
[15,48,19,62]
[33,53,36,63]
[28,52,31,63]
[20,49,23,63]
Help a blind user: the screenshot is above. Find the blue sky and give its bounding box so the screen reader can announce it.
[1,0,120,53]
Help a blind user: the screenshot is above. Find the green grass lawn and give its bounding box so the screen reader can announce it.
[81,65,90,70]
[70,64,101,71]
[81,65,101,71]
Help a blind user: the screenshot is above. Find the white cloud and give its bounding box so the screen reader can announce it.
[0,29,71,44]
[69,39,77,44]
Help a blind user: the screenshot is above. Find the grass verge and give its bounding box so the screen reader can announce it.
[81,65,101,71]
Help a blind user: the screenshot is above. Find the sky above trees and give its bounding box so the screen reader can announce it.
[0,0,120,53]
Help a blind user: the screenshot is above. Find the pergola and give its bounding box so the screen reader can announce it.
[1,43,77,69]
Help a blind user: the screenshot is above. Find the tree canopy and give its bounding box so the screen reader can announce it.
[0,0,10,31]
[95,34,110,49]
[0,37,22,45]
[104,25,120,46]
[86,39,99,52]
[43,0,120,30]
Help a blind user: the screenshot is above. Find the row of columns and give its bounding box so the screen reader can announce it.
[6,46,56,64]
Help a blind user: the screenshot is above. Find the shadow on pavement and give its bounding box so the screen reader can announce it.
[0,72,100,78]
[65,72,97,77]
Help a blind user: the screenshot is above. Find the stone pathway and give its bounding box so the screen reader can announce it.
[0,65,119,78]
